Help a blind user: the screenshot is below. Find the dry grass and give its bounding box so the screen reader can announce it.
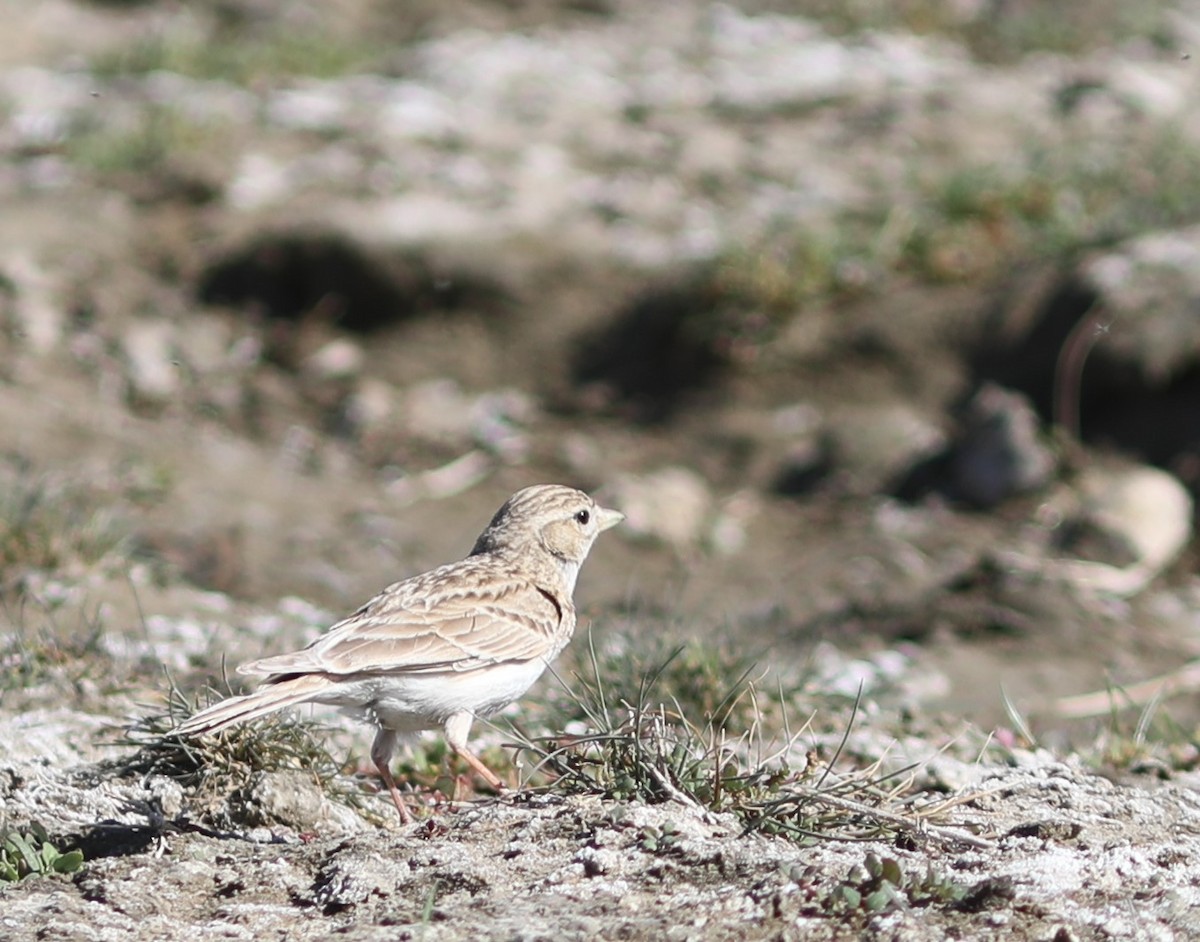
[113,675,376,822]
[506,635,992,849]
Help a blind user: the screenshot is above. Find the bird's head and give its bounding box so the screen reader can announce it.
[471,484,623,588]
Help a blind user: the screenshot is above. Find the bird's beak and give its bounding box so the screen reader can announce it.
[596,505,624,532]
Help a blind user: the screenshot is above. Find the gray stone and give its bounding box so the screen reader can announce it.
[122,321,181,404]
[1081,226,1200,383]
[952,384,1056,508]
[609,467,713,550]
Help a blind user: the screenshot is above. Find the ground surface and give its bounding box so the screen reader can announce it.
[4,1,1200,938]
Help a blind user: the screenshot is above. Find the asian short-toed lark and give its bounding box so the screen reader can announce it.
[174,484,623,822]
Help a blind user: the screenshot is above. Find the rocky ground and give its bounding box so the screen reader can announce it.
[4,765,1200,941]
[4,0,1200,938]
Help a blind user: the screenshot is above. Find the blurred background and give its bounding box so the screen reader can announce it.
[3,0,1200,755]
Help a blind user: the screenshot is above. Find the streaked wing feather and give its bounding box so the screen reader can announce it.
[311,609,553,674]
[241,560,563,677]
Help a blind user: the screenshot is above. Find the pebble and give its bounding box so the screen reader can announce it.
[609,466,713,550]
[951,384,1056,508]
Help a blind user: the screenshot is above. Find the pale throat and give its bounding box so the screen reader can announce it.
[552,556,579,595]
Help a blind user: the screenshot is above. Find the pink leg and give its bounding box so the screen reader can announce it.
[371,729,413,823]
[444,712,507,791]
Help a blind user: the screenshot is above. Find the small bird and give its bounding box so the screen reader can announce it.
[174,484,623,822]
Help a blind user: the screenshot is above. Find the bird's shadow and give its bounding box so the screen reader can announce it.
[71,796,290,864]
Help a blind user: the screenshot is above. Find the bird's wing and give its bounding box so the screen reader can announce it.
[241,561,565,678]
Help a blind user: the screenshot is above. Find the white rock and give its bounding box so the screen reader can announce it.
[378,82,461,142]
[346,376,396,432]
[1081,226,1200,383]
[386,450,492,506]
[1022,463,1195,598]
[2,253,63,354]
[404,378,475,443]
[470,388,535,463]
[227,152,293,212]
[0,66,93,148]
[403,379,533,459]
[176,313,238,376]
[609,467,713,550]
[266,81,353,133]
[303,337,365,381]
[709,489,760,556]
[1079,463,1193,577]
[123,320,180,402]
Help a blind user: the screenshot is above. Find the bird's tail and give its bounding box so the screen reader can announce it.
[172,673,336,737]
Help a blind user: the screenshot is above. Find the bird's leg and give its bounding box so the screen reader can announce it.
[371,728,413,823]
[452,746,506,791]
[445,712,507,791]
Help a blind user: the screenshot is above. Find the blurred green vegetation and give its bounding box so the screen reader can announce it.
[91,25,386,84]
[64,104,229,178]
[0,468,133,593]
[713,119,1200,324]
[788,0,1178,62]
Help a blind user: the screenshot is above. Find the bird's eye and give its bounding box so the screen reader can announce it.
[574,509,590,525]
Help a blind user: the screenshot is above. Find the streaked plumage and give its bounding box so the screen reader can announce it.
[174,484,623,821]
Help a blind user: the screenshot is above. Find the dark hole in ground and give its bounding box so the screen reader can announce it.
[1078,368,1200,490]
[969,273,1200,491]
[571,274,729,422]
[197,233,506,333]
[970,278,1098,422]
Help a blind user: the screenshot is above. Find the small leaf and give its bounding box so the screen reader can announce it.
[10,834,41,874]
[831,885,861,910]
[865,888,896,912]
[51,850,84,874]
[880,857,904,887]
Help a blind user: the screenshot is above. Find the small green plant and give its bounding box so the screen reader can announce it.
[910,123,1200,280]
[512,638,782,810]
[818,852,966,915]
[713,227,886,314]
[775,854,1000,923]
[0,824,84,882]
[637,820,683,853]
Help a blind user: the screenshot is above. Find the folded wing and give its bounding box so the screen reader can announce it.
[240,561,564,678]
